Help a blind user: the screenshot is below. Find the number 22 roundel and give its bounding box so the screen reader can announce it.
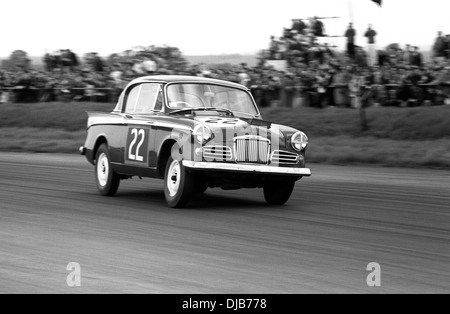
[126,128,149,163]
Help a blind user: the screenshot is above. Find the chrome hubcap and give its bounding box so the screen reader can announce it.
[97,153,109,187]
[167,160,181,197]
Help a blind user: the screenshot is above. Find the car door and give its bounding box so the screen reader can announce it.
[121,82,163,176]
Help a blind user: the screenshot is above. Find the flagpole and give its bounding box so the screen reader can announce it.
[348,0,354,23]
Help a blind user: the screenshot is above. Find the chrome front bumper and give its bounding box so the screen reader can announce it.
[182,161,311,176]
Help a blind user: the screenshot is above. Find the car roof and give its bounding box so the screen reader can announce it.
[129,75,249,91]
[113,75,254,113]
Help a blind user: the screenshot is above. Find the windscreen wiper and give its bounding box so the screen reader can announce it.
[209,107,234,116]
[170,107,234,116]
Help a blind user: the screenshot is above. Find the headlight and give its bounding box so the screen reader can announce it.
[193,124,214,144]
[291,131,308,151]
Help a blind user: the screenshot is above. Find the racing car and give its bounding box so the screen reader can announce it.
[80,75,311,207]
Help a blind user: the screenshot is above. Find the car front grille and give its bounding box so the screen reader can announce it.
[202,146,232,161]
[234,137,270,164]
[271,150,300,165]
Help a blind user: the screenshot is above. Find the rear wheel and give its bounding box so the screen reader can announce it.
[263,181,295,205]
[95,144,120,196]
[164,146,194,208]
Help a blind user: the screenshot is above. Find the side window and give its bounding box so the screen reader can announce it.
[135,84,161,114]
[125,83,162,114]
[124,85,141,114]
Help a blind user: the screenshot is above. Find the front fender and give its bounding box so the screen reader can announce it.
[154,128,193,172]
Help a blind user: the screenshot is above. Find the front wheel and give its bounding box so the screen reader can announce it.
[164,155,194,208]
[263,181,295,205]
[95,144,120,196]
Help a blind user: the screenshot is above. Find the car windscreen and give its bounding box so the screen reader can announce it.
[166,83,258,116]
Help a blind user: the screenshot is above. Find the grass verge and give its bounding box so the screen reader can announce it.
[0,127,85,153]
[0,102,449,168]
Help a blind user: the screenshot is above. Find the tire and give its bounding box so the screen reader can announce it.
[95,144,120,196]
[263,181,295,205]
[164,146,194,208]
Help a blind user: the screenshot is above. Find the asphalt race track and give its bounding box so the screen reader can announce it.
[0,152,449,293]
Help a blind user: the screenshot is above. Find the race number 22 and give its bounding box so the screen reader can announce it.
[127,128,149,163]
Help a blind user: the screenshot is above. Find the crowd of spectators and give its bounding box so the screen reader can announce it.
[0,46,187,104]
[247,21,450,108]
[2,28,450,108]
